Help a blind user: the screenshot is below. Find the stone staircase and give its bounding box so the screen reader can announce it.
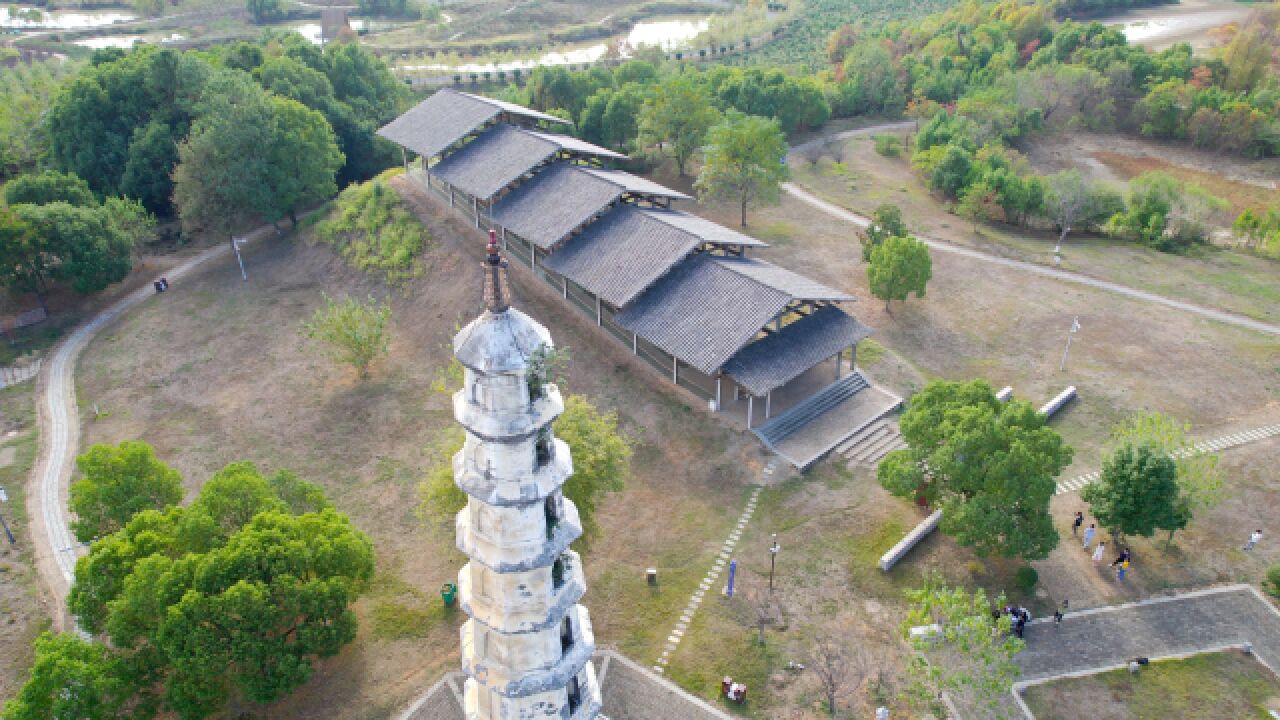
[836,418,906,467]
[753,371,870,449]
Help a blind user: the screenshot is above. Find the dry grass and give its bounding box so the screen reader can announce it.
[0,383,51,701]
[1023,649,1280,720]
[73,182,757,719]
[1093,151,1277,215]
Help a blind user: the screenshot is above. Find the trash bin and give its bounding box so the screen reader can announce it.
[441,582,458,607]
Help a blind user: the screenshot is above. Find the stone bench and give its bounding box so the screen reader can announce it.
[1039,386,1077,419]
[879,509,942,571]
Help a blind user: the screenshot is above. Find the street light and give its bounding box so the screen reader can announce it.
[768,534,780,592]
[1059,315,1081,372]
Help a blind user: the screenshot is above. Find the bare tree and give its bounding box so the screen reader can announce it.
[745,588,779,645]
[808,636,873,717]
[1044,169,1089,255]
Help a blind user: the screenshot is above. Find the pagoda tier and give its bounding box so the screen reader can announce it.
[449,236,602,720]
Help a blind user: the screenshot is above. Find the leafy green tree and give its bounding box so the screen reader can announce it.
[1107,410,1222,543]
[119,120,182,217]
[957,179,999,230]
[64,461,373,719]
[2,633,133,720]
[555,394,631,540]
[861,203,908,261]
[578,83,646,151]
[1108,171,1225,251]
[303,294,391,379]
[902,572,1023,719]
[0,59,74,179]
[1082,442,1188,545]
[263,96,344,225]
[695,111,789,227]
[70,441,184,543]
[246,0,284,24]
[929,144,974,198]
[867,234,931,311]
[3,171,96,207]
[879,380,1072,560]
[638,75,720,176]
[11,202,136,297]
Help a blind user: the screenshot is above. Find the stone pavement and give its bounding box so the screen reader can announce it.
[1016,584,1280,683]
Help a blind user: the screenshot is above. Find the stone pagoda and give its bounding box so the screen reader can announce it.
[450,231,603,720]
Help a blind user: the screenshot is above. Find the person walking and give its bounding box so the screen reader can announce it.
[1092,541,1106,564]
[1116,560,1129,582]
[1244,529,1263,551]
[1111,547,1131,567]
[1072,511,1084,536]
[1082,524,1096,550]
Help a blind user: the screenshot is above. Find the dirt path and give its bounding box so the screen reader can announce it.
[27,226,284,630]
[782,181,1280,338]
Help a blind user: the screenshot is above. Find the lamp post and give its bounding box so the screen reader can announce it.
[768,534,780,592]
[1059,315,1081,372]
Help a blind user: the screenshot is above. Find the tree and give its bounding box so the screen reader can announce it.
[879,380,1072,560]
[1081,442,1188,545]
[1108,171,1225,251]
[808,635,872,717]
[928,144,973,198]
[303,294,391,379]
[263,96,344,225]
[695,111,789,227]
[957,179,999,230]
[69,441,184,543]
[902,573,1022,719]
[63,461,374,720]
[862,203,908,261]
[11,202,136,298]
[3,170,96,207]
[246,0,284,24]
[133,0,164,16]
[119,120,182,217]
[1044,169,1089,253]
[555,394,631,540]
[638,75,720,176]
[2,633,133,720]
[1109,411,1223,517]
[867,234,931,311]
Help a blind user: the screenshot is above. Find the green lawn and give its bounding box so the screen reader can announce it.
[1023,650,1280,720]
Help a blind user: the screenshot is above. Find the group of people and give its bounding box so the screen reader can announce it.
[1072,511,1131,582]
[153,277,171,293]
[995,604,1032,638]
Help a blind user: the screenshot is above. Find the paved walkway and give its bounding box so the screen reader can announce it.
[783,150,1280,338]
[1055,422,1280,495]
[1016,584,1280,683]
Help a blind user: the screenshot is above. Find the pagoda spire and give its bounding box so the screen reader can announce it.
[450,249,602,720]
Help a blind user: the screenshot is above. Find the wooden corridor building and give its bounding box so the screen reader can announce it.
[379,89,877,438]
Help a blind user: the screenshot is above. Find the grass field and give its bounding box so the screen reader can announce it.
[0,383,50,701]
[72,184,757,718]
[1093,151,1278,216]
[789,132,1280,324]
[1023,649,1280,719]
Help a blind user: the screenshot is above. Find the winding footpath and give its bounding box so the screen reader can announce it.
[785,123,1280,338]
[28,230,275,627]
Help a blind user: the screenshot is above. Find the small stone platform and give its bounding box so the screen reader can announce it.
[754,374,902,470]
[400,650,733,720]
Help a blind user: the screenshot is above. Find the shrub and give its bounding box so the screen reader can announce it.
[1014,565,1038,592]
[1266,564,1280,599]
[873,133,903,157]
[314,169,427,285]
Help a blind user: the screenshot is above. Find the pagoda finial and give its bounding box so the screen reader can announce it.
[483,229,510,313]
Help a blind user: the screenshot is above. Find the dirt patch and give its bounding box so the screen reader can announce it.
[1093,151,1278,216]
[1023,648,1280,719]
[74,179,758,719]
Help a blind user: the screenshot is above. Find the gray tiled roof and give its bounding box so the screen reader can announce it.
[490,164,623,250]
[637,208,767,248]
[430,124,559,200]
[543,205,701,308]
[724,305,872,395]
[616,255,791,375]
[578,167,691,200]
[376,88,567,159]
[523,129,627,160]
[712,255,851,301]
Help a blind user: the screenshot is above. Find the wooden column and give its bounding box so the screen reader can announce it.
[765,391,772,419]
[671,356,678,384]
[715,375,722,410]
[401,147,408,172]
[632,333,638,354]
[835,351,842,380]
[595,296,602,325]
[474,197,480,228]
[562,277,568,299]
[747,395,754,429]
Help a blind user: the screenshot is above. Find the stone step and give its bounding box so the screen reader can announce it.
[839,422,889,457]
[835,420,887,456]
[754,372,870,446]
[853,429,902,463]
[866,438,908,463]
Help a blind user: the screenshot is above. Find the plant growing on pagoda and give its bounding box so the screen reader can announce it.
[525,343,569,401]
